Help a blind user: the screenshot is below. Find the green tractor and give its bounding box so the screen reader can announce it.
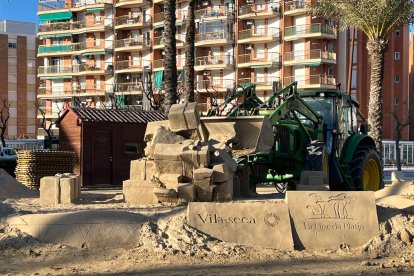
[201,81,383,193]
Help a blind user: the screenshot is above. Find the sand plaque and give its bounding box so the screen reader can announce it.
[286,191,379,250]
[188,202,293,249]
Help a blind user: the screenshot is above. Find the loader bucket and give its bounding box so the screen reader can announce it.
[200,116,274,153]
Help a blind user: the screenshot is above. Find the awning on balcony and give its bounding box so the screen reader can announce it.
[39,11,73,22]
[86,8,105,12]
[38,33,72,39]
[284,62,322,67]
[81,51,106,56]
[40,76,72,80]
[251,65,272,69]
[154,70,164,89]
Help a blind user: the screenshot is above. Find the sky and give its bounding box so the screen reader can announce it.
[0,0,38,24]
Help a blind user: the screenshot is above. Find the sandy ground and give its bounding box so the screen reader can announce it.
[1,184,414,275]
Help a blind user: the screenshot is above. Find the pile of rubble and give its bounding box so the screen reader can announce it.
[123,103,239,204]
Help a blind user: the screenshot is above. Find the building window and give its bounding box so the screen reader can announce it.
[394,97,399,106]
[124,142,143,156]
[327,68,334,76]
[395,29,400,37]
[395,52,400,60]
[395,75,400,83]
[8,42,17,48]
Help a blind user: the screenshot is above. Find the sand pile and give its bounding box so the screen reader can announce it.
[0,169,38,200]
[135,210,249,258]
[361,206,414,258]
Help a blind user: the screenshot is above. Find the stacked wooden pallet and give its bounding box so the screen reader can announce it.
[15,150,76,189]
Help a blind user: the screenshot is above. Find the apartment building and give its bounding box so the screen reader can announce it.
[37,0,411,140]
[0,20,37,139]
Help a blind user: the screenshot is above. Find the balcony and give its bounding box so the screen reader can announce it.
[284,1,311,16]
[194,55,234,71]
[238,27,281,44]
[238,2,281,20]
[115,37,151,52]
[153,10,188,27]
[153,34,185,50]
[114,0,145,8]
[195,31,234,47]
[114,59,151,73]
[36,107,59,119]
[38,17,107,35]
[195,6,234,21]
[284,24,337,41]
[38,61,113,77]
[238,76,280,91]
[38,43,78,56]
[153,58,186,71]
[195,79,234,93]
[38,40,110,57]
[114,15,151,30]
[283,74,336,90]
[238,52,281,68]
[115,82,143,95]
[38,0,113,12]
[38,84,112,99]
[284,50,336,67]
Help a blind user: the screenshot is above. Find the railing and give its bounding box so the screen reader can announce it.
[195,31,233,42]
[153,58,186,69]
[195,6,234,19]
[39,40,110,54]
[238,27,281,40]
[115,37,148,48]
[195,55,234,66]
[38,0,113,11]
[116,82,144,92]
[239,2,281,16]
[153,34,186,46]
[283,74,336,86]
[284,0,311,12]
[284,23,337,37]
[38,84,113,96]
[195,79,234,90]
[284,50,336,62]
[154,10,188,24]
[115,0,144,4]
[38,18,106,33]
[238,52,280,64]
[38,61,113,74]
[238,76,280,86]
[115,59,150,70]
[114,14,151,27]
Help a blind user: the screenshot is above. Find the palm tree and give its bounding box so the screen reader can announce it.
[163,0,178,114]
[184,0,196,103]
[312,0,414,156]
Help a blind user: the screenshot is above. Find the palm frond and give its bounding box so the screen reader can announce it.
[312,0,414,40]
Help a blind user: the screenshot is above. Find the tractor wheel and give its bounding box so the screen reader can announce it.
[305,140,324,171]
[349,144,383,191]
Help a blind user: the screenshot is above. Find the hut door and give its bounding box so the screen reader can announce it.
[92,130,113,185]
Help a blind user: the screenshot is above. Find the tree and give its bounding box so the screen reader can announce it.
[35,100,69,149]
[163,0,179,114]
[0,98,10,147]
[392,107,413,171]
[312,0,414,157]
[184,0,196,103]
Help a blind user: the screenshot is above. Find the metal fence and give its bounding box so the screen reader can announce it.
[383,140,414,166]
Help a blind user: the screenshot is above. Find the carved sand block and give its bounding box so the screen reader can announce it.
[188,202,293,249]
[286,191,379,250]
[7,211,146,248]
